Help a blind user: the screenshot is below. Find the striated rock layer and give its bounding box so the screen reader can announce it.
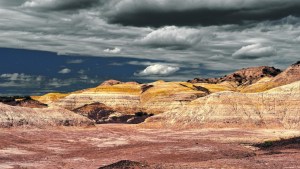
[0,103,93,128]
[49,81,208,115]
[145,81,300,129]
[32,93,69,105]
[140,81,208,114]
[51,82,142,114]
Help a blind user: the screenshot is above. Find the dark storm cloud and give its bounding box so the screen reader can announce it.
[22,0,101,11]
[104,0,300,27]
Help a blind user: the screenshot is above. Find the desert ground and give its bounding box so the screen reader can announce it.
[1,124,300,169]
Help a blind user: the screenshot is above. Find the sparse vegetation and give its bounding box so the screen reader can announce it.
[135,112,148,117]
[0,96,31,102]
[255,136,300,149]
[260,141,274,148]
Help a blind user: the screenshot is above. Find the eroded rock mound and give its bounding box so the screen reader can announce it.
[51,82,142,113]
[188,66,281,86]
[100,79,124,86]
[1,96,47,108]
[100,79,140,86]
[73,102,115,121]
[0,103,93,128]
[73,102,152,124]
[99,160,149,169]
[145,81,300,129]
[49,80,209,115]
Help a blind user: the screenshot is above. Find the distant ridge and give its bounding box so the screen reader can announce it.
[188,66,282,86]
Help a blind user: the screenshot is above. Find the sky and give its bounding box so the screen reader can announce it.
[0,0,300,95]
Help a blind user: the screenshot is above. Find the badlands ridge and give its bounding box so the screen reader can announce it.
[1,61,300,129]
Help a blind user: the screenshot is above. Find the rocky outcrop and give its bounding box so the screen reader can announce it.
[188,66,281,86]
[145,81,300,129]
[0,103,93,128]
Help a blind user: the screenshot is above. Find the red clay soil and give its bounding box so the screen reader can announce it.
[1,125,300,169]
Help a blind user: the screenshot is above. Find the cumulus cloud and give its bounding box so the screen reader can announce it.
[104,47,122,54]
[58,68,71,74]
[135,64,180,76]
[137,26,213,50]
[232,44,277,59]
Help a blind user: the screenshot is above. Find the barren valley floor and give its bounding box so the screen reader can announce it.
[1,124,300,169]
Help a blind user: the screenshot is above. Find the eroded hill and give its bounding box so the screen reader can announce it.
[4,61,298,129]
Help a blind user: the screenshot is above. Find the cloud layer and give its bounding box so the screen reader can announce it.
[0,0,300,83]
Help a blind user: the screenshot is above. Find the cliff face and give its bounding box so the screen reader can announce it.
[0,103,93,128]
[145,81,300,129]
